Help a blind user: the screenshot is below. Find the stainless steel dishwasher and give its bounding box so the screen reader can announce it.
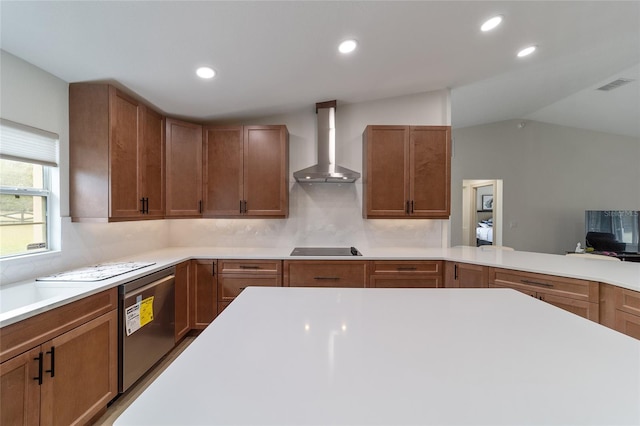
[119,266,175,393]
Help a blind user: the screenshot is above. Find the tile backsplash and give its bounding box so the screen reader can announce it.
[169,183,444,249]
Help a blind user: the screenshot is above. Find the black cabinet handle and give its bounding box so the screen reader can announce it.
[145,198,149,214]
[411,200,414,213]
[199,200,203,214]
[212,262,216,276]
[520,279,553,288]
[405,201,410,214]
[33,352,43,385]
[243,200,248,214]
[239,200,243,213]
[45,346,55,378]
[314,277,340,280]
[239,265,260,269]
[397,267,418,271]
[140,198,145,214]
[454,264,459,280]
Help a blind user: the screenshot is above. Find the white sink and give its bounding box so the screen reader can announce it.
[0,283,85,316]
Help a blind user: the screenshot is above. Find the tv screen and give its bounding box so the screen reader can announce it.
[585,210,640,253]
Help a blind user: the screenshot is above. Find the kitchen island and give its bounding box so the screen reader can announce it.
[114,286,640,425]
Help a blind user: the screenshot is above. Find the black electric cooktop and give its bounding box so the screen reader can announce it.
[290,247,362,256]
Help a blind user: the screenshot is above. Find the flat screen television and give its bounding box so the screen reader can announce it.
[585,210,640,254]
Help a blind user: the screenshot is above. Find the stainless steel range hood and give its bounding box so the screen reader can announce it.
[293,100,361,183]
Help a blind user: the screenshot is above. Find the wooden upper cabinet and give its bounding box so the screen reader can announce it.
[70,84,165,221]
[203,125,289,218]
[409,126,450,217]
[141,107,165,218]
[363,125,451,219]
[203,126,244,216]
[165,118,203,218]
[362,126,409,217]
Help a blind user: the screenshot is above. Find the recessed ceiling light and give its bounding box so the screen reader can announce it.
[481,15,503,32]
[196,67,216,79]
[338,39,357,54]
[517,45,537,58]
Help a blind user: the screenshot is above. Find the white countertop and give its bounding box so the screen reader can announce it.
[114,287,640,425]
[1,245,639,327]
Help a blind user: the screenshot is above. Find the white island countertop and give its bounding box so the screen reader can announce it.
[1,245,640,327]
[115,287,640,425]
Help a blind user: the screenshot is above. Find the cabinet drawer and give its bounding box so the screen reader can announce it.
[284,261,368,287]
[218,259,281,275]
[218,275,282,301]
[1,288,118,363]
[615,287,640,316]
[370,276,441,288]
[615,310,640,340]
[490,268,598,302]
[370,260,442,274]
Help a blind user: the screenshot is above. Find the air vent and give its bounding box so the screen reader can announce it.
[597,78,634,91]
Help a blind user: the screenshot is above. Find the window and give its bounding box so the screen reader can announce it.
[0,119,58,258]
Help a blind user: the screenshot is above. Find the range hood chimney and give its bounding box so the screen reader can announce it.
[293,100,361,183]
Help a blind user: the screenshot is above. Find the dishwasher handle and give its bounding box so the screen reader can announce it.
[123,275,175,299]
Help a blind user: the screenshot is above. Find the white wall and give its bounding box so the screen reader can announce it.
[451,119,640,254]
[0,50,169,285]
[169,91,451,249]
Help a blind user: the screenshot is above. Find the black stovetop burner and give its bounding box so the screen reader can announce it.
[290,247,362,256]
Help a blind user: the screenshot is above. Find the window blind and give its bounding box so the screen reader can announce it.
[0,118,59,167]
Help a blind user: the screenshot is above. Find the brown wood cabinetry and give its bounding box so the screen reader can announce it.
[489,268,599,321]
[217,260,282,313]
[203,125,289,218]
[0,289,118,426]
[369,260,443,288]
[191,260,217,329]
[363,125,450,219]
[166,118,203,218]
[284,260,369,287]
[175,260,191,342]
[445,262,488,288]
[601,284,640,340]
[69,84,165,221]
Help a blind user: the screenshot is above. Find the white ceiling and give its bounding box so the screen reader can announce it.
[1,1,639,137]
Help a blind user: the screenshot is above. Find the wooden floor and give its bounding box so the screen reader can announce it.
[94,335,196,425]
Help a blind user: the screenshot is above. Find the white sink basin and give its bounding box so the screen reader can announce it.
[0,283,85,316]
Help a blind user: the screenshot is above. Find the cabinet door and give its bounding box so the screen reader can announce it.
[165,118,203,217]
[40,310,117,426]
[175,261,191,342]
[409,126,450,218]
[203,126,243,217]
[109,87,142,218]
[445,262,488,288]
[243,126,289,217]
[141,106,165,218]
[363,126,409,218]
[615,310,640,340]
[192,260,217,329]
[218,275,282,302]
[539,293,599,322]
[0,347,40,426]
[284,261,369,287]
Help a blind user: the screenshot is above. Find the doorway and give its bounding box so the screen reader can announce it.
[462,180,503,247]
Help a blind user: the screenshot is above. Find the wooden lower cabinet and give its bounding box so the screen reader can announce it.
[369,260,442,288]
[489,268,599,322]
[284,260,368,287]
[218,260,282,307]
[0,290,118,426]
[175,260,191,342]
[601,282,640,339]
[445,262,488,288]
[192,260,218,329]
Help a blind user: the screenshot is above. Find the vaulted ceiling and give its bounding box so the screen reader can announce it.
[1,1,638,137]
